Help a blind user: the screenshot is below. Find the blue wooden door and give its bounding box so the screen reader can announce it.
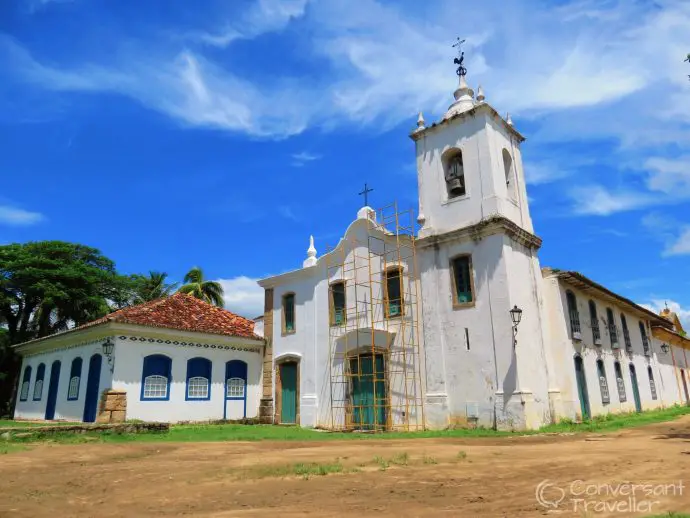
[83,354,102,423]
[350,354,386,431]
[630,364,642,412]
[280,362,297,424]
[45,360,61,420]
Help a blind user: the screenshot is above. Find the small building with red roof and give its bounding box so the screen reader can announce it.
[13,293,265,424]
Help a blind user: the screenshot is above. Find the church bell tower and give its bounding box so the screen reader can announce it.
[412,44,552,431]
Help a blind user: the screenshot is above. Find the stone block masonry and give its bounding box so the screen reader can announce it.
[97,389,127,423]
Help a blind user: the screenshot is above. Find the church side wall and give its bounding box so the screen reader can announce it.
[542,276,677,422]
[112,337,262,423]
[14,340,111,422]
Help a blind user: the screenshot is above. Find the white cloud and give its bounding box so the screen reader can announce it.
[568,185,654,216]
[642,299,690,331]
[291,151,322,167]
[216,276,264,318]
[0,205,44,226]
[664,227,690,256]
[278,206,299,221]
[193,0,311,48]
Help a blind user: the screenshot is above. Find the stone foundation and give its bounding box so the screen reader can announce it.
[259,397,274,424]
[96,389,127,424]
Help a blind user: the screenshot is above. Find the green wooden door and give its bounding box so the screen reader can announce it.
[630,364,642,412]
[350,354,386,431]
[280,362,297,424]
[574,356,590,420]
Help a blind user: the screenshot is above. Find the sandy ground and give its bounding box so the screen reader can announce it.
[1,418,690,517]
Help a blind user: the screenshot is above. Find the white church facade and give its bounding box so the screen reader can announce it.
[13,68,690,430]
[258,72,690,431]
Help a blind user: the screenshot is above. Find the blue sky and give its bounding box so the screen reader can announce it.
[0,0,689,322]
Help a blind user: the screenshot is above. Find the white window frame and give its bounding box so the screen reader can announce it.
[226,377,245,398]
[68,376,80,400]
[143,375,168,399]
[187,376,210,399]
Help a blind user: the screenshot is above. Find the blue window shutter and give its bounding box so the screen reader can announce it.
[226,360,247,381]
[187,357,211,379]
[20,366,32,401]
[70,357,83,378]
[143,355,172,378]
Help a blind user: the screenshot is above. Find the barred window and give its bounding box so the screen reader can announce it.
[606,308,618,346]
[589,300,600,342]
[143,375,168,399]
[597,360,610,404]
[187,377,209,399]
[226,378,245,398]
[385,267,404,318]
[648,366,657,400]
[330,282,346,326]
[621,314,632,351]
[566,291,581,338]
[614,362,626,403]
[639,321,650,355]
[283,293,296,333]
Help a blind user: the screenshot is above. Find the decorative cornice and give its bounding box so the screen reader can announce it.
[416,214,542,250]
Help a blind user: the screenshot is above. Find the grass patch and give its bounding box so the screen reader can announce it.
[244,460,344,480]
[645,514,690,518]
[456,450,467,460]
[3,404,689,447]
[0,443,29,454]
[539,405,690,434]
[0,420,79,428]
[422,455,437,464]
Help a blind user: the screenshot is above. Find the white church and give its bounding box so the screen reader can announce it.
[13,66,690,430]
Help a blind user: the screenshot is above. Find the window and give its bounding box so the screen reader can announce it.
[444,150,466,198]
[566,291,581,338]
[67,357,82,401]
[606,308,618,347]
[597,359,610,404]
[614,361,626,402]
[621,314,632,352]
[141,354,172,400]
[648,366,657,400]
[639,321,650,355]
[503,148,516,199]
[451,256,474,306]
[283,293,296,334]
[19,366,32,402]
[384,267,404,318]
[186,357,212,400]
[330,282,346,326]
[226,360,247,399]
[589,300,600,343]
[33,363,45,401]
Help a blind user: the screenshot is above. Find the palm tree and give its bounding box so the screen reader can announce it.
[135,271,177,303]
[177,266,225,307]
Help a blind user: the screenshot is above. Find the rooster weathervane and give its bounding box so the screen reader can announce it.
[453,37,467,77]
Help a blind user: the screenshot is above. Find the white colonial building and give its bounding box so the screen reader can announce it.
[257,72,690,431]
[13,293,264,423]
[14,68,690,430]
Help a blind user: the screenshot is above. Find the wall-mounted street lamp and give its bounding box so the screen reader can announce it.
[660,343,670,354]
[510,305,523,348]
[102,338,115,372]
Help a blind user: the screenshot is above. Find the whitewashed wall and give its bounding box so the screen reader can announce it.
[112,337,262,423]
[14,340,111,422]
[265,215,422,429]
[540,275,683,421]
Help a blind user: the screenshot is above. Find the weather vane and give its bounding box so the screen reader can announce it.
[685,53,690,81]
[453,37,467,77]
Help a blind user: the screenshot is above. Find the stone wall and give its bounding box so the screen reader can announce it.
[96,389,127,424]
[259,288,274,423]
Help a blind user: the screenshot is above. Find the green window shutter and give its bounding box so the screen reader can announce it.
[284,294,295,332]
[453,257,473,304]
[331,283,346,325]
[386,269,403,317]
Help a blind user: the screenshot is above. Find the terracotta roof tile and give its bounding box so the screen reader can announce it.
[76,293,262,340]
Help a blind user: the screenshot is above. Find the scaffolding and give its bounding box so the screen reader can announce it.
[325,202,425,432]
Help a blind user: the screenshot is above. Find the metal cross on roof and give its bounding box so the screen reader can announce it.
[359,182,374,207]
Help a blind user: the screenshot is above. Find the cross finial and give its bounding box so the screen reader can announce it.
[452,37,467,77]
[359,182,374,207]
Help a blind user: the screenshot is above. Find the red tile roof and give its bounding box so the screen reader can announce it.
[75,293,261,340]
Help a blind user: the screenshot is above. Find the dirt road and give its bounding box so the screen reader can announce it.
[1,418,690,517]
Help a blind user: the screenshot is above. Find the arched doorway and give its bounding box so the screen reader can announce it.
[45,360,62,420]
[83,354,103,422]
[349,353,387,431]
[276,358,299,425]
[629,364,642,412]
[574,355,590,420]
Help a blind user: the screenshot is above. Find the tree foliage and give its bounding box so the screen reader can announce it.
[0,241,132,415]
[177,266,225,307]
[130,271,177,303]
